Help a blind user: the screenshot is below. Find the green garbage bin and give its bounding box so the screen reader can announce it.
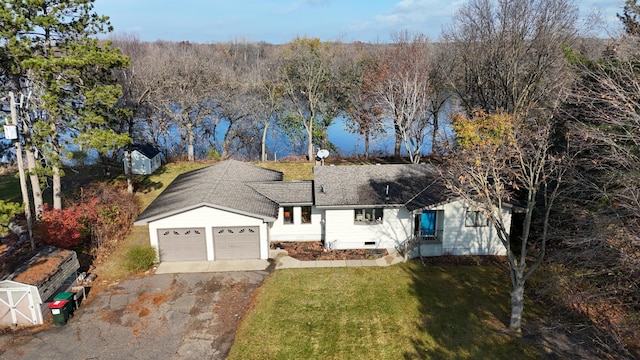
[49,300,69,326]
[54,292,74,315]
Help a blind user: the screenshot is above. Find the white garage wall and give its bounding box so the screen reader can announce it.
[323,208,412,250]
[269,206,322,241]
[147,206,269,260]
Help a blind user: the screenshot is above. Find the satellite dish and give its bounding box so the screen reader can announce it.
[317,149,330,159]
[315,149,330,165]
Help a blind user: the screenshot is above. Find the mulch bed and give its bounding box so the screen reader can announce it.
[272,241,509,266]
[416,254,508,267]
[271,241,388,261]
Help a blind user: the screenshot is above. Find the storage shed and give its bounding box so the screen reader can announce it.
[0,246,80,326]
[123,143,162,175]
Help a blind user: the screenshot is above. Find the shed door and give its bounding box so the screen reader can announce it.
[0,288,40,325]
[213,226,260,260]
[157,228,207,262]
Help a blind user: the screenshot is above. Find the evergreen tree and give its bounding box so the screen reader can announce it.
[0,0,130,209]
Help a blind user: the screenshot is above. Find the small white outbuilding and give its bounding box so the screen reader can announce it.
[0,246,80,326]
[123,144,162,175]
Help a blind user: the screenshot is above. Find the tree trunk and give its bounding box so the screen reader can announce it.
[51,122,62,210]
[364,128,370,159]
[307,127,314,161]
[125,149,134,194]
[431,112,439,155]
[24,143,43,215]
[394,122,402,159]
[261,121,269,162]
[9,92,35,250]
[187,123,195,162]
[509,279,525,333]
[52,165,62,210]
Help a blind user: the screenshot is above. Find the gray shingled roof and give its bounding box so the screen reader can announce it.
[313,164,450,210]
[135,160,283,224]
[132,143,161,158]
[249,181,313,205]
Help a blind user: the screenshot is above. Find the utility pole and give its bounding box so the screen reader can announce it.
[8,91,35,250]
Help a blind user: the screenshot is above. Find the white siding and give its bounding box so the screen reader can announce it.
[131,150,151,175]
[416,200,509,256]
[124,151,160,175]
[324,208,412,250]
[270,206,322,241]
[147,206,269,260]
[151,155,161,172]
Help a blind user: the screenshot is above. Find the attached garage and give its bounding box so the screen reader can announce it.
[157,228,207,262]
[213,226,260,260]
[134,160,283,263]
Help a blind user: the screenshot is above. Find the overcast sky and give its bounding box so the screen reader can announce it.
[93,0,625,44]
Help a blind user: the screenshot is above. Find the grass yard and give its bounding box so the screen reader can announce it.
[256,161,314,181]
[229,263,547,360]
[0,170,22,204]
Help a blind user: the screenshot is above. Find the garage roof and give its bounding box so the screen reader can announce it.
[135,160,284,224]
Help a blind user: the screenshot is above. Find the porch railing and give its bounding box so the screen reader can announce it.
[417,229,443,244]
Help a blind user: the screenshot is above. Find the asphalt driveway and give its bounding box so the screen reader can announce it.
[0,271,269,359]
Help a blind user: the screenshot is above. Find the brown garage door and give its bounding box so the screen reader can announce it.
[213,226,260,260]
[157,228,207,262]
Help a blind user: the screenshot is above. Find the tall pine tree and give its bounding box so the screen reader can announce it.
[1,0,130,209]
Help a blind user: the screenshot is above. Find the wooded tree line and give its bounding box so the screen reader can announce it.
[109,32,451,165]
[0,0,639,354]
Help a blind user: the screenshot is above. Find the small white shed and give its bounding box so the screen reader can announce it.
[123,144,162,175]
[0,246,80,326]
[0,280,43,326]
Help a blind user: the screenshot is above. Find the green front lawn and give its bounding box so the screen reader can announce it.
[229,263,547,360]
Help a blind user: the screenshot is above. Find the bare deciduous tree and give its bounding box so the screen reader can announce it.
[556,14,640,352]
[372,31,433,163]
[110,33,150,193]
[277,37,332,161]
[444,0,579,115]
[344,43,386,159]
[148,42,219,162]
[445,110,567,334]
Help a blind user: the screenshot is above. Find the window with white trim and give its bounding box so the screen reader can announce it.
[354,208,383,224]
[283,206,294,224]
[301,206,312,224]
[465,210,488,227]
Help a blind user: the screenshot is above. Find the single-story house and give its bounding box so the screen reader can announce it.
[123,144,162,175]
[134,160,511,263]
